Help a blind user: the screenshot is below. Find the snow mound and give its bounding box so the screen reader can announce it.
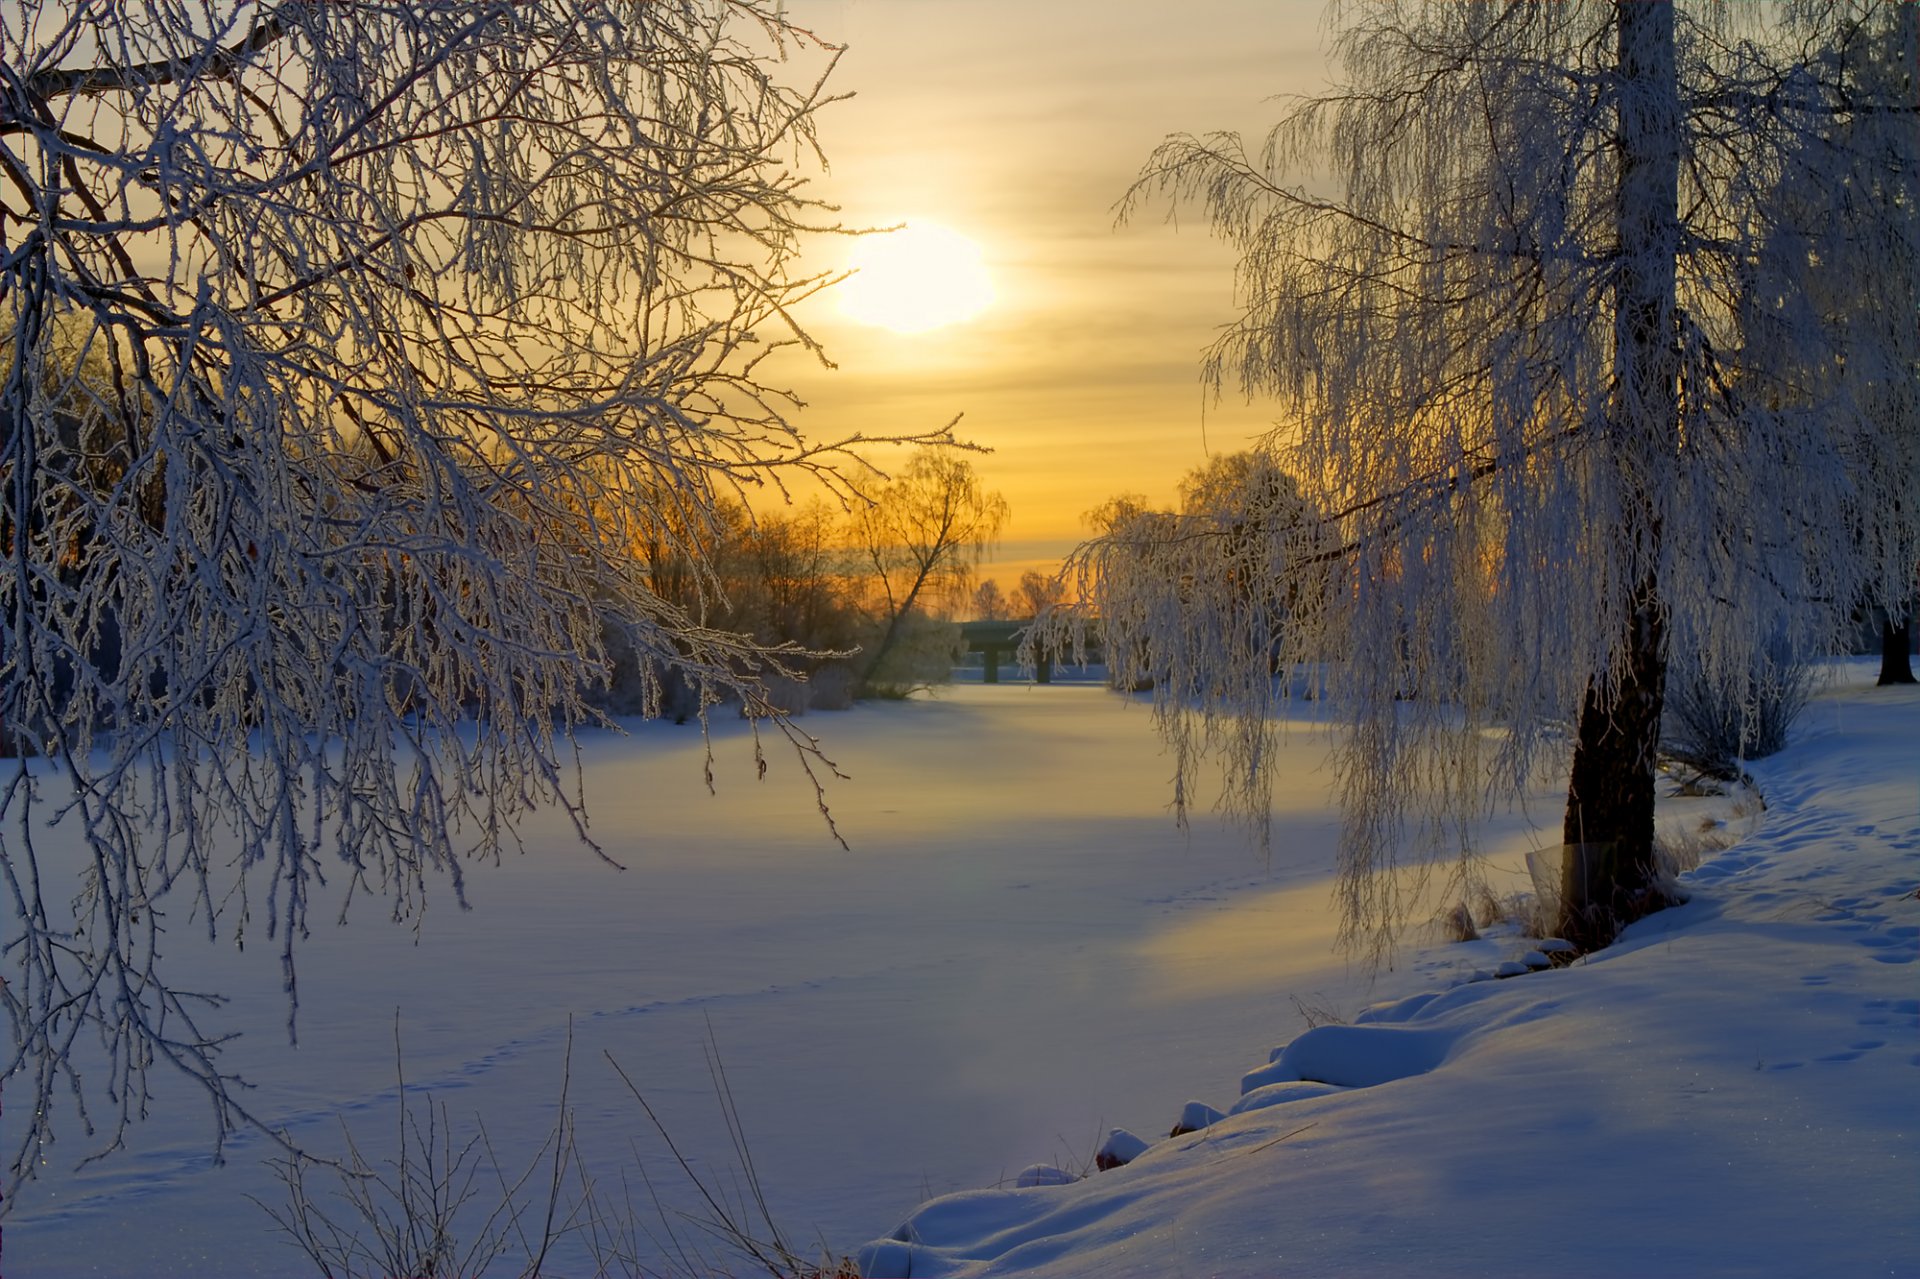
[1168,1100,1224,1135]
[862,1176,1171,1279]
[1354,990,1443,1023]
[1228,1079,1346,1116]
[1013,1163,1076,1188]
[1094,1128,1150,1170]
[1266,1023,1458,1088]
[1239,1057,1299,1093]
[1245,1020,1460,1093]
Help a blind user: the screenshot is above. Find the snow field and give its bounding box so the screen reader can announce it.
[7,683,1545,1277]
[10,669,1910,1277]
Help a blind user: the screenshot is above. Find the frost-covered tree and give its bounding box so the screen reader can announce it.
[1054,449,1327,822]
[1751,1,1920,686]
[1049,0,1918,956]
[0,0,944,1179]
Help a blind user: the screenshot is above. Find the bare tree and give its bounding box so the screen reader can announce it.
[0,0,947,1181]
[970,577,1010,621]
[1011,569,1065,620]
[850,446,1008,690]
[1046,0,1917,956]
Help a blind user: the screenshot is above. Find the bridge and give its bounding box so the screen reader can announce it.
[957,620,1052,684]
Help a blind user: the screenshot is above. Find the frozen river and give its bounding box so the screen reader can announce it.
[7,684,1552,1277]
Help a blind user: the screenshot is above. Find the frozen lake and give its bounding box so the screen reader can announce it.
[7,683,1553,1276]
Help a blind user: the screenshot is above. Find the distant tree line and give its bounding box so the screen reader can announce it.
[602,446,1009,719]
[970,570,1067,622]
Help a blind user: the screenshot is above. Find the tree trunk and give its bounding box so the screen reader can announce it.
[1879,608,1917,685]
[1560,579,1671,949]
[860,561,933,688]
[1557,1,1681,950]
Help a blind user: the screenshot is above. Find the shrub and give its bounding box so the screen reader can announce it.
[1662,644,1814,779]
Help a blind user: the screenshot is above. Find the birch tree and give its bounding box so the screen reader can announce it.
[1050,0,1918,956]
[0,0,942,1180]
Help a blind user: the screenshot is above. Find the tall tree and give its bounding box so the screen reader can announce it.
[1054,0,1916,957]
[0,0,943,1179]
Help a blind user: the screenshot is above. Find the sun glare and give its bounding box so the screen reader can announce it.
[837,221,995,334]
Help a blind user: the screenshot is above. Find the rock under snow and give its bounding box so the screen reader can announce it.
[1094,1128,1149,1170]
[1169,1100,1225,1136]
[1014,1164,1076,1188]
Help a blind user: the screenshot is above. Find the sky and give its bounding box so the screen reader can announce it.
[778,0,1333,589]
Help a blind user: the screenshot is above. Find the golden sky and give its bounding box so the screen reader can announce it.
[780,0,1330,589]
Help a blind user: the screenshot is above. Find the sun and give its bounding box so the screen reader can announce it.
[836,221,995,335]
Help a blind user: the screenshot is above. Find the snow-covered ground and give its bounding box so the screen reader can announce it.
[6,665,1914,1276]
[857,664,1920,1278]
[3,678,1528,1277]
